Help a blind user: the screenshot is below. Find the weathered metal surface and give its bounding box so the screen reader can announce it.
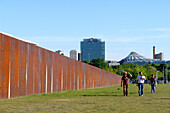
[0,32,121,99]
[1,35,10,99]
[0,33,3,99]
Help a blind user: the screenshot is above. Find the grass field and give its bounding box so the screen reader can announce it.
[0,84,170,113]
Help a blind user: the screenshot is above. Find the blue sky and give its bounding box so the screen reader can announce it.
[0,0,170,61]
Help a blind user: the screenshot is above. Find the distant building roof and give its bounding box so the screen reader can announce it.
[119,52,166,65]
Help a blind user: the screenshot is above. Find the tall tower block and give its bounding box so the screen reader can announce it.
[153,46,156,59]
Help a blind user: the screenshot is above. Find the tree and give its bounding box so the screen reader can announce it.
[82,58,165,80]
[90,58,108,69]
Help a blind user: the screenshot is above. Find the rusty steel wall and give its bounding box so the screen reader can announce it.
[0,33,122,99]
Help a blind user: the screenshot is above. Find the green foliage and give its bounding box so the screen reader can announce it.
[82,58,170,80]
[82,58,108,69]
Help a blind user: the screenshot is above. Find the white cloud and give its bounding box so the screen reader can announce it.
[105,35,170,43]
[148,28,170,31]
[120,28,170,33]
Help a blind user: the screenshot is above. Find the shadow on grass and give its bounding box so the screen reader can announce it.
[82,94,122,97]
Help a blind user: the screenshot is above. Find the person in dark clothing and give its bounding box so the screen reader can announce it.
[121,72,132,96]
[150,74,156,93]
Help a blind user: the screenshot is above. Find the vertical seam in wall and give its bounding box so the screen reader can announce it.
[76,63,79,90]
[33,49,35,94]
[73,62,75,90]
[61,69,63,91]
[51,65,53,93]
[65,60,67,90]
[26,63,27,95]
[45,64,48,94]
[8,61,11,99]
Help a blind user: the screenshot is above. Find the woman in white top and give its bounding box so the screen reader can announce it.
[136,72,146,96]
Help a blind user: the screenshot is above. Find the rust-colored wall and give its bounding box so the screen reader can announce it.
[0,32,121,99]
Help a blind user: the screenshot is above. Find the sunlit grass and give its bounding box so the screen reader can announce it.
[0,84,170,113]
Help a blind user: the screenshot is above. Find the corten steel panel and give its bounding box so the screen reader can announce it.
[69,59,73,90]
[32,45,36,95]
[94,68,99,88]
[40,48,46,94]
[10,38,20,98]
[116,74,121,85]
[60,55,64,91]
[111,73,114,85]
[105,71,109,86]
[1,35,10,99]
[110,73,113,86]
[53,53,58,92]
[87,66,90,87]
[100,70,103,87]
[72,60,75,90]
[76,61,79,90]
[27,44,35,96]
[87,65,91,88]
[89,66,93,88]
[111,74,114,86]
[109,73,111,86]
[88,65,91,88]
[92,67,97,88]
[103,71,106,86]
[33,46,40,95]
[101,70,104,87]
[57,55,62,92]
[74,60,78,90]
[51,53,54,93]
[78,63,82,90]
[56,54,61,92]
[0,33,123,100]
[91,67,96,88]
[19,41,27,97]
[93,67,97,88]
[89,66,92,88]
[66,57,71,91]
[90,67,93,88]
[84,64,88,89]
[77,62,82,90]
[47,51,52,93]
[104,71,107,86]
[0,33,2,99]
[63,57,67,91]
[100,69,102,87]
[82,63,85,89]
[108,72,112,85]
[96,68,100,88]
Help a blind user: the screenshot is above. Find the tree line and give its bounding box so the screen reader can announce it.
[82,58,170,80]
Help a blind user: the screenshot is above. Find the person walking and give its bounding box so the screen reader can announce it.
[137,72,146,96]
[121,72,132,96]
[150,74,156,93]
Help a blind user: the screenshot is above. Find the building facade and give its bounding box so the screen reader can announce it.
[78,53,81,61]
[153,46,163,61]
[70,49,77,60]
[81,38,105,61]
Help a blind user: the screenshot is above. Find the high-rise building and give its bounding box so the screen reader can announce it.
[153,46,163,61]
[153,46,156,59]
[55,50,64,55]
[78,53,81,61]
[70,50,77,60]
[81,38,105,61]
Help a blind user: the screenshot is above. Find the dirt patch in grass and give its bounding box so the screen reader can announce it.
[54,99,71,102]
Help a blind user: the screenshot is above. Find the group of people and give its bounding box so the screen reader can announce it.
[121,71,156,96]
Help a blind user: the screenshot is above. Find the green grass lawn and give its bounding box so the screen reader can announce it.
[0,84,170,113]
